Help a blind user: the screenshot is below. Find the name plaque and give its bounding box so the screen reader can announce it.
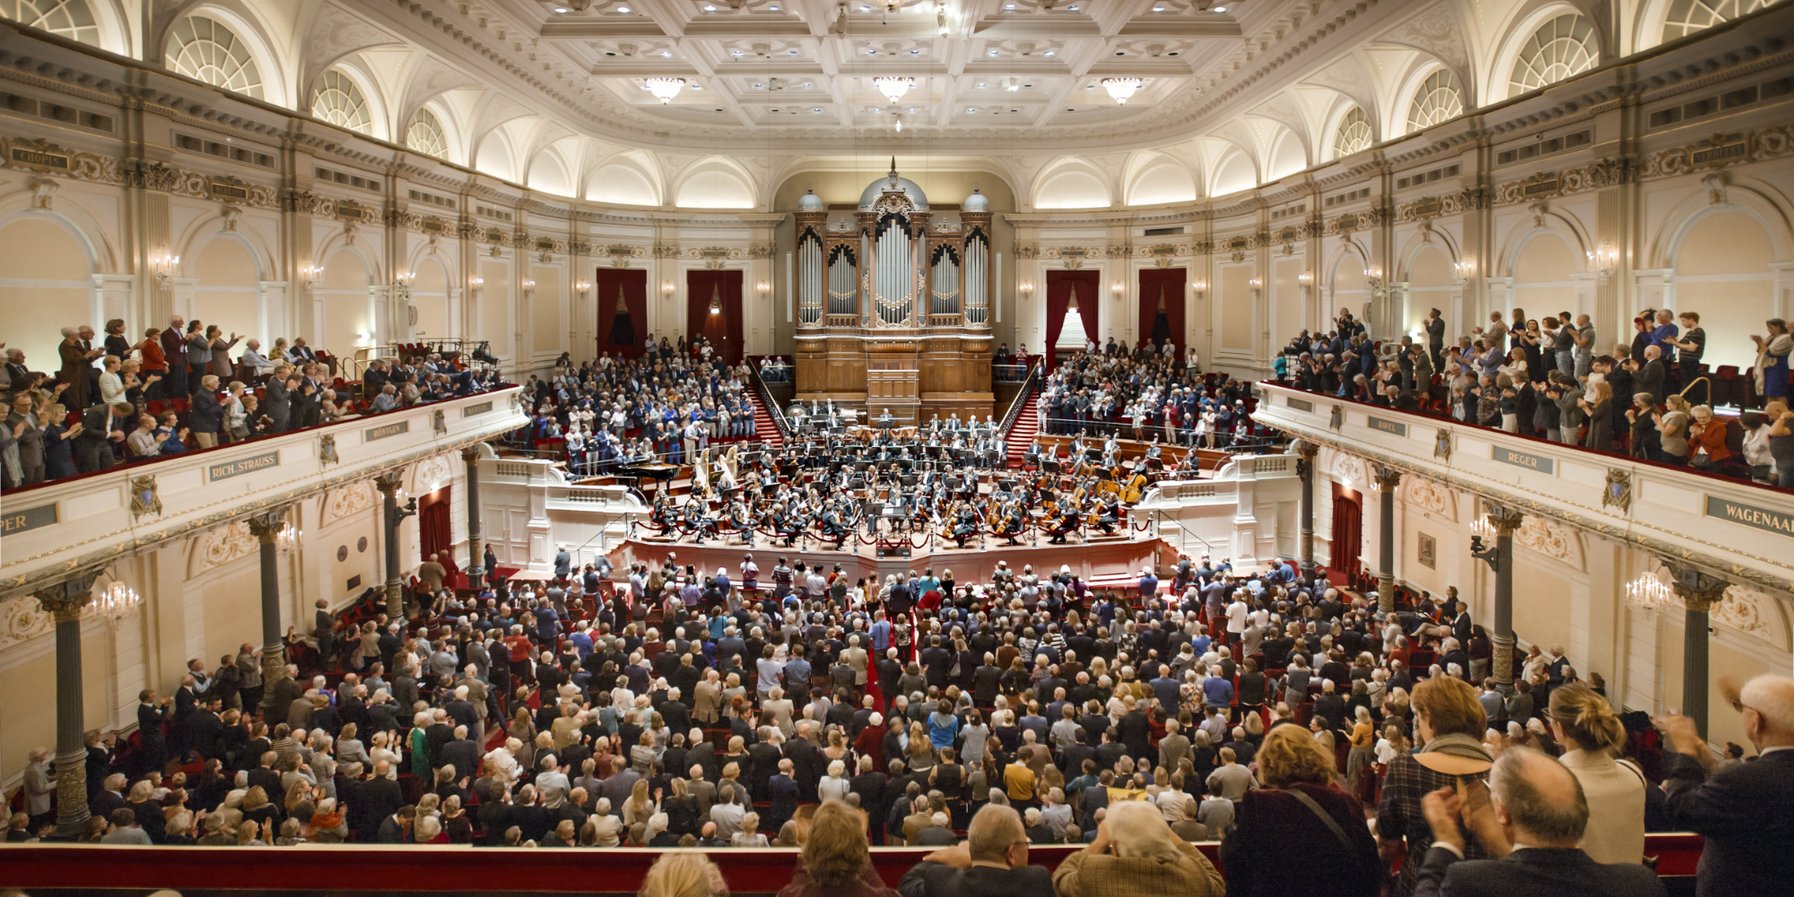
[207,450,280,482]
[1493,446,1555,474]
[1705,496,1794,539]
[365,420,410,442]
[1286,397,1313,412]
[1367,417,1408,437]
[1,503,58,535]
[462,401,494,418]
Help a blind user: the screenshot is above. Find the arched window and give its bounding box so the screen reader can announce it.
[1662,0,1778,42]
[1332,107,1373,160]
[406,108,448,159]
[164,15,264,100]
[310,70,372,135]
[0,0,99,47]
[1406,69,1465,132]
[1508,13,1598,96]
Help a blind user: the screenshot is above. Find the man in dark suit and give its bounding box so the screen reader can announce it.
[159,318,187,398]
[74,402,132,472]
[1661,673,1794,897]
[898,803,1054,897]
[1411,747,1665,897]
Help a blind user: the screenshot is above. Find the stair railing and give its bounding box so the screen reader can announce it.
[997,359,1043,440]
[748,359,793,441]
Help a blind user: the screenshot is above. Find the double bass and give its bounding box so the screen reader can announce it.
[1119,469,1150,504]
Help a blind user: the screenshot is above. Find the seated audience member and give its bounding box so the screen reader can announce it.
[777,799,900,897]
[899,804,1054,897]
[1051,799,1224,897]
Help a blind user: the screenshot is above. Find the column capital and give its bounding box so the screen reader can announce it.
[460,444,484,464]
[373,468,407,495]
[1663,561,1729,611]
[32,568,103,622]
[1483,503,1526,533]
[1293,439,1319,459]
[246,505,292,543]
[1371,463,1403,489]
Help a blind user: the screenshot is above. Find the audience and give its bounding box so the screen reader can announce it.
[1279,308,1791,486]
[0,322,503,490]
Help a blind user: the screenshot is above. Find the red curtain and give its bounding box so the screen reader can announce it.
[596,268,647,357]
[686,270,744,365]
[1044,270,1100,367]
[1138,268,1186,356]
[1329,485,1361,580]
[418,487,451,561]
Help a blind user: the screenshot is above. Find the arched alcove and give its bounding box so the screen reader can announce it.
[1511,231,1582,321]
[187,235,261,342]
[0,216,94,374]
[1673,210,1777,370]
[1034,168,1111,210]
[411,256,451,341]
[317,248,372,357]
[674,165,756,209]
[1406,244,1456,337]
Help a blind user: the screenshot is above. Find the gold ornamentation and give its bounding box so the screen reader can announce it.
[319,433,339,466]
[130,475,161,520]
[1603,469,1632,513]
[321,481,375,526]
[1433,428,1453,462]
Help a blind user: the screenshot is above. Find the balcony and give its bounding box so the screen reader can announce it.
[0,388,527,593]
[1252,383,1794,595]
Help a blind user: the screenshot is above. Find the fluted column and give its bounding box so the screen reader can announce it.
[1295,440,1319,578]
[247,507,292,716]
[462,445,484,587]
[33,568,103,839]
[375,470,416,619]
[1474,504,1527,694]
[1372,464,1402,614]
[1664,562,1729,735]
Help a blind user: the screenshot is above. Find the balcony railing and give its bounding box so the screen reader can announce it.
[0,387,526,593]
[1254,381,1794,597]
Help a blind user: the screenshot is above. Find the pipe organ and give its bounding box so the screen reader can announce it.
[791,165,995,424]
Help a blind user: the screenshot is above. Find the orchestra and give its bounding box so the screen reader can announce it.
[633,423,1195,549]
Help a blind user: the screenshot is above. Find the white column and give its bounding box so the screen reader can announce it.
[259,281,290,346]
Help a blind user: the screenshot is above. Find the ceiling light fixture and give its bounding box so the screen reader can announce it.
[1102,76,1142,104]
[615,4,630,12]
[643,76,686,103]
[1042,49,1055,56]
[1213,4,1228,10]
[875,75,914,103]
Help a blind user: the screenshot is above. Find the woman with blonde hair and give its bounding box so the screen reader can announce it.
[776,799,896,897]
[623,777,658,828]
[1549,683,1645,864]
[1223,725,1379,896]
[1051,799,1224,897]
[638,852,729,897]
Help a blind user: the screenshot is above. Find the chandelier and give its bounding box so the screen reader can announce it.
[643,77,686,104]
[875,76,915,104]
[1102,77,1142,105]
[96,580,142,626]
[1624,570,1674,611]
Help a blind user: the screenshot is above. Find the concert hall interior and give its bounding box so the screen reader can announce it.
[3,1,1794,896]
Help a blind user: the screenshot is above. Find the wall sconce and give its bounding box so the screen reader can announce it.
[661,280,676,297]
[1110,281,1125,297]
[755,280,771,295]
[1191,279,1206,299]
[1452,259,1474,283]
[1587,243,1619,281]
[299,264,322,291]
[1019,281,1035,298]
[469,275,485,292]
[392,271,415,301]
[576,279,592,298]
[521,278,537,297]
[1247,276,1263,290]
[1297,271,1313,286]
[151,251,180,285]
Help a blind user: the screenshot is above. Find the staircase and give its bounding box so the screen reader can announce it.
[750,396,783,449]
[1004,389,1040,468]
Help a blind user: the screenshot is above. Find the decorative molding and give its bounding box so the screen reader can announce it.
[319,434,340,466]
[1514,515,1579,568]
[0,594,54,650]
[1433,428,1453,462]
[321,481,376,527]
[188,521,258,578]
[1404,476,1453,520]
